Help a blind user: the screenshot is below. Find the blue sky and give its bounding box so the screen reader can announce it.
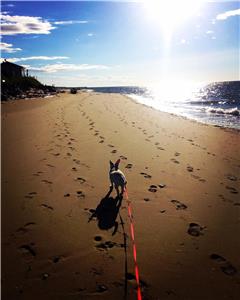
[1,1,239,86]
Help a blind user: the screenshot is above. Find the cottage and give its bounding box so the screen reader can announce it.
[1,60,27,78]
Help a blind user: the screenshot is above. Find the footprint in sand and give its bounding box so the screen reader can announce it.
[225,186,238,194]
[210,254,237,276]
[225,174,238,182]
[42,273,49,280]
[187,166,194,172]
[17,222,36,234]
[52,256,62,263]
[25,192,37,199]
[187,223,205,236]
[52,153,60,156]
[94,236,103,242]
[126,273,148,290]
[158,183,166,188]
[42,180,53,185]
[148,185,157,192]
[140,172,152,179]
[76,191,85,198]
[96,284,108,293]
[171,200,187,210]
[144,198,150,202]
[46,164,55,168]
[108,144,114,148]
[76,177,86,184]
[125,163,133,169]
[33,171,43,176]
[191,174,206,183]
[95,241,123,251]
[171,158,180,164]
[120,155,127,160]
[175,152,181,157]
[73,159,80,165]
[111,149,117,154]
[19,244,36,257]
[41,204,53,210]
[64,193,70,197]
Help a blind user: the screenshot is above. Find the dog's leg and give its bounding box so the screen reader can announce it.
[120,185,124,197]
[116,186,120,197]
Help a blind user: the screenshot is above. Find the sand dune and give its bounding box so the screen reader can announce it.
[2,92,240,299]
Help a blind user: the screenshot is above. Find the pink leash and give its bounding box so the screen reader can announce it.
[124,187,142,300]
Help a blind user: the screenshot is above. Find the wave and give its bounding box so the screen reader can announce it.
[204,107,240,117]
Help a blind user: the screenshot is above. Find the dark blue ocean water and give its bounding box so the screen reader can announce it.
[85,81,240,129]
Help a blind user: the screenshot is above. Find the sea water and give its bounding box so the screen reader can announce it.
[88,81,240,130]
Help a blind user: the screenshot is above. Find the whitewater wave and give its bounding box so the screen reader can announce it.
[204,107,240,116]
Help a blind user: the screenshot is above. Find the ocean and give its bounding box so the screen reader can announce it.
[84,81,240,130]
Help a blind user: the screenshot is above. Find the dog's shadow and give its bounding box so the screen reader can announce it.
[88,187,123,235]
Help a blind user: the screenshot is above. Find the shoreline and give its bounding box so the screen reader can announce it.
[124,93,240,131]
[2,91,240,133]
[2,92,240,299]
[124,93,240,133]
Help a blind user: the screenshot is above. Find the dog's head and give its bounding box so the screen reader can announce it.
[109,159,121,172]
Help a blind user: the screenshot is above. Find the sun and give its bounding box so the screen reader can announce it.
[143,0,204,43]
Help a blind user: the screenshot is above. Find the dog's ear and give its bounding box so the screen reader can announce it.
[110,160,114,169]
[115,159,121,170]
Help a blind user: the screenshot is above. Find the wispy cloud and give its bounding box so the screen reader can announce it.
[87,33,94,37]
[4,56,69,63]
[0,13,56,35]
[26,63,110,73]
[216,8,240,20]
[0,42,22,53]
[53,20,88,25]
[206,30,214,34]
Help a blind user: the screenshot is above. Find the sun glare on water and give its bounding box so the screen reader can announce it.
[143,0,204,44]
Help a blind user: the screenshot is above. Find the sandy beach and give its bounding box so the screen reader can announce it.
[2,92,240,300]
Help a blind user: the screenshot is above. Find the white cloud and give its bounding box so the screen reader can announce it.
[0,42,22,53]
[206,30,214,34]
[26,63,110,73]
[87,33,94,37]
[216,8,240,20]
[36,73,136,87]
[53,20,88,25]
[5,56,69,63]
[0,13,56,35]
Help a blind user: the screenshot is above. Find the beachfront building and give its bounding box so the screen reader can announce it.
[1,60,27,78]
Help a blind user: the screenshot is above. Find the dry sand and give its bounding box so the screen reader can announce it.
[2,92,240,300]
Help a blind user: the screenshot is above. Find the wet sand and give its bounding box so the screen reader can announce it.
[2,92,240,299]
